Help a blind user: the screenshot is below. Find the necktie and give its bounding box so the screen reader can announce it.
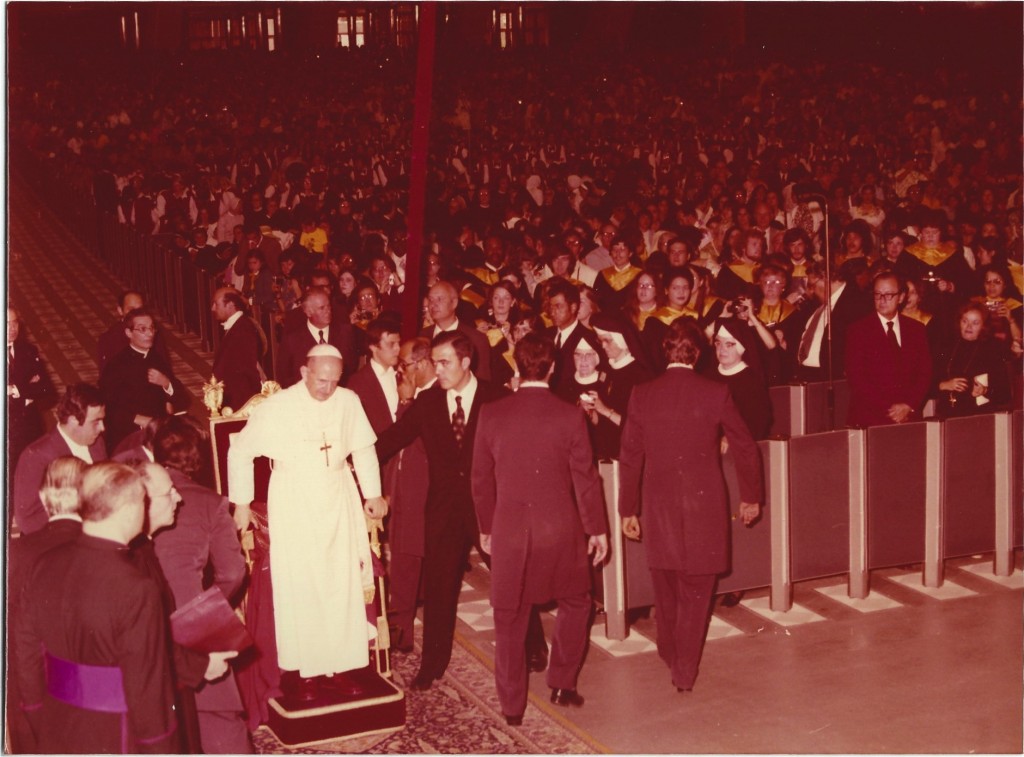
[451,395,466,447]
[318,329,326,345]
[886,320,900,351]
[554,332,563,350]
[798,305,824,364]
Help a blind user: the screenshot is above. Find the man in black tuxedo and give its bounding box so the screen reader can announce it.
[13,383,108,534]
[545,278,603,392]
[791,260,872,382]
[99,309,191,453]
[276,287,358,386]
[7,308,56,479]
[210,287,264,412]
[421,281,493,381]
[376,331,508,690]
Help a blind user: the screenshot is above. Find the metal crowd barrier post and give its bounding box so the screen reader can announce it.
[598,460,627,641]
[847,428,869,600]
[767,437,792,612]
[924,420,944,588]
[993,412,1014,577]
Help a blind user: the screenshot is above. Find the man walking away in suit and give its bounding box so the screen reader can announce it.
[13,383,107,535]
[618,319,763,693]
[472,333,608,726]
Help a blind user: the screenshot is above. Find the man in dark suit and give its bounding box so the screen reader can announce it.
[421,281,492,381]
[96,291,172,373]
[376,331,508,690]
[7,307,56,480]
[346,317,401,433]
[210,287,264,412]
[13,383,108,535]
[472,333,608,726]
[150,420,250,753]
[544,278,603,392]
[618,320,763,693]
[845,272,932,427]
[384,336,435,653]
[99,308,191,453]
[276,287,358,386]
[792,260,872,382]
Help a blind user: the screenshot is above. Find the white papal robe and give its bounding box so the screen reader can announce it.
[227,383,381,677]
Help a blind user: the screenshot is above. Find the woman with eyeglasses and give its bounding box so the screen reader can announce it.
[971,264,1023,352]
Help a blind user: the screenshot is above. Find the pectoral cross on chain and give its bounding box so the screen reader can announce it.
[320,433,333,467]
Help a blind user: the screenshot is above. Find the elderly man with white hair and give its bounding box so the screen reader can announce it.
[228,344,388,704]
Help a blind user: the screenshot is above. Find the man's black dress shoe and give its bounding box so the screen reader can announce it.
[505,714,523,727]
[409,672,437,691]
[676,686,692,693]
[527,650,548,673]
[549,688,584,707]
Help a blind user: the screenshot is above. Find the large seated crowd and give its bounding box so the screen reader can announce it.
[7,41,1023,752]
[8,47,1023,429]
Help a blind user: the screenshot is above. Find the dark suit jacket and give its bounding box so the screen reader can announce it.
[376,380,508,543]
[211,315,263,412]
[276,321,358,387]
[845,313,932,427]
[99,346,191,453]
[472,387,607,609]
[618,367,763,574]
[9,518,83,612]
[13,429,107,535]
[420,321,493,382]
[792,282,872,380]
[152,469,247,712]
[7,337,55,464]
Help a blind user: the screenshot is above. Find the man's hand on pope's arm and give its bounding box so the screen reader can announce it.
[231,502,251,532]
[364,496,388,519]
[588,534,609,566]
[621,515,641,540]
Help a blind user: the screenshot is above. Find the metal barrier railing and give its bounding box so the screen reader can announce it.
[599,410,1023,639]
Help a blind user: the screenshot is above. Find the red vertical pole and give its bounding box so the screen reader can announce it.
[401,2,436,339]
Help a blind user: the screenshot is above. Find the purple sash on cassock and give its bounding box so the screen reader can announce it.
[44,650,128,713]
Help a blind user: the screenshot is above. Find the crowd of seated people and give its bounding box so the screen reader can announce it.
[8,47,1022,433]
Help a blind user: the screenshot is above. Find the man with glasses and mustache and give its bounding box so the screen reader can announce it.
[99,308,190,454]
[845,272,932,426]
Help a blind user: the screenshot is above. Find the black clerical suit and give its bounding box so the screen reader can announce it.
[100,345,191,453]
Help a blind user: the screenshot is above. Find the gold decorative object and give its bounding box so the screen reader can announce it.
[222,381,282,419]
[203,376,225,418]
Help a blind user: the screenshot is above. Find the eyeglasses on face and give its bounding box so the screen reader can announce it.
[872,292,899,301]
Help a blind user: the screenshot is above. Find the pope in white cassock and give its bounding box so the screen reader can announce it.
[228,345,388,684]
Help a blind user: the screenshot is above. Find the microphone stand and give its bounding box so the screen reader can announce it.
[801,192,834,429]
